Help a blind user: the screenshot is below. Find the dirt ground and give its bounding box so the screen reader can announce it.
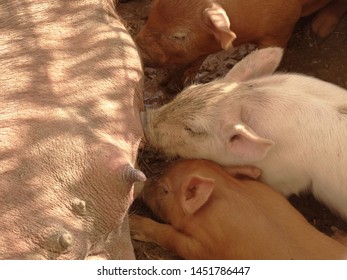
[118,0,347,260]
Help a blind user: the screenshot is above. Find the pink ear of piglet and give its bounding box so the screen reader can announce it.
[223,47,284,82]
[224,123,274,163]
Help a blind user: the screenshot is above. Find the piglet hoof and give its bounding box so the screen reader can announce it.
[311,13,338,38]
[129,214,154,242]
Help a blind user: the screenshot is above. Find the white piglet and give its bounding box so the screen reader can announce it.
[141,47,347,220]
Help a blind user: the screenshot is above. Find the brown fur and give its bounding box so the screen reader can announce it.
[130,159,347,260]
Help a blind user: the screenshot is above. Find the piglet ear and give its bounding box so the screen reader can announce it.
[223,165,262,180]
[203,3,237,50]
[181,176,215,214]
[223,47,284,82]
[225,123,274,162]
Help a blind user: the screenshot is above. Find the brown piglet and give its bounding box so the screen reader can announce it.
[136,0,347,85]
[130,159,347,260]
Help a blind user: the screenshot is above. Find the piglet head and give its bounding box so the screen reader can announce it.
[141,160,215,226]
[135,0,236,67]
[141,47,283,166]
[141,159,263,228]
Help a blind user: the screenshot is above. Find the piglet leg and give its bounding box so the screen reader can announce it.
[311,0,347,38]
[129,215,194,258]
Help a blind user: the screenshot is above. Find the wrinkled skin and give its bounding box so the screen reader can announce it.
[141,47,347,221]
[131,159,347,260]
[135,0,347,85]
[0,0,145,259]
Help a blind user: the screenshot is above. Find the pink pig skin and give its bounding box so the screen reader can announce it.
[0,0,145,259]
